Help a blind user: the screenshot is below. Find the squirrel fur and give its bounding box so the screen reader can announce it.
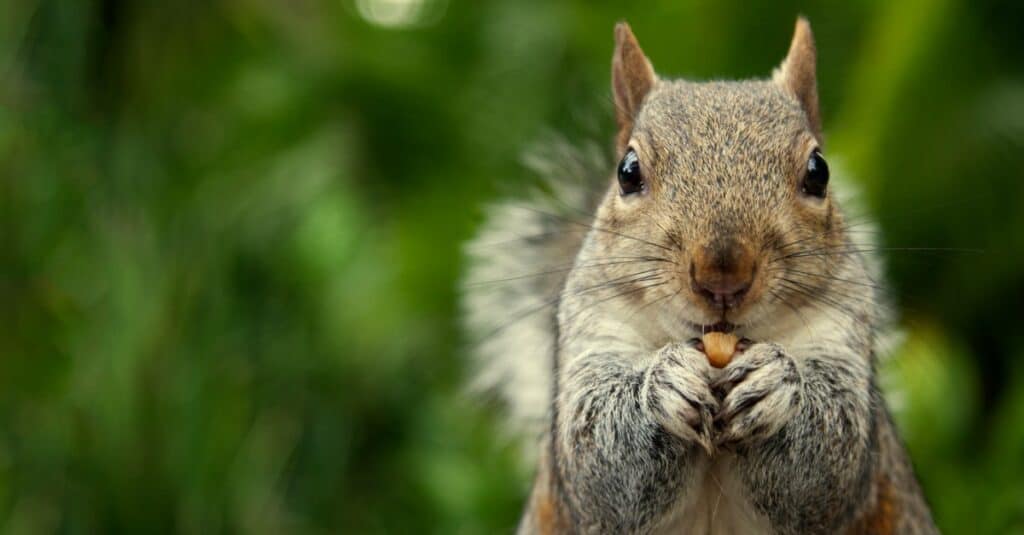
[463,17,937,534]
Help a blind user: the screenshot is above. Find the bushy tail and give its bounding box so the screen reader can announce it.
[461,137,608,447]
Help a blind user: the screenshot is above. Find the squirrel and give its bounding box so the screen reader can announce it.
[463,17,938,534]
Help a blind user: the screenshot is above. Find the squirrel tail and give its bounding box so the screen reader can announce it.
[461,136,607,449]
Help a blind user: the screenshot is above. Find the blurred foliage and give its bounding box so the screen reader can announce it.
[1,0,1023,533]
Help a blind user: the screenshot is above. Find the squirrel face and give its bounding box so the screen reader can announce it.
[591,20,847,335]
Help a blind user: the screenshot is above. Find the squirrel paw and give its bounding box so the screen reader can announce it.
[711,342,802,448]
[641,342,718,454]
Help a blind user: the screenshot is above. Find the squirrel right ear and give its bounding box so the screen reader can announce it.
[612,22,656,151]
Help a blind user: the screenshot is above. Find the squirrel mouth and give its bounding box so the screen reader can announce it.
[688,320,737,334]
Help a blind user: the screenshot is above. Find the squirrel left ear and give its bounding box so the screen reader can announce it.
[774,17,821,140]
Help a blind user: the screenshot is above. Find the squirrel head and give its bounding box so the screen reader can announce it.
[593,18,848,336]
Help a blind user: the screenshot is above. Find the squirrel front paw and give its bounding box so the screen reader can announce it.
[711,342,803,448]
[641,342,718,453]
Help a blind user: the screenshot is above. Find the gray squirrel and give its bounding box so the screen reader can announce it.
[463,18,937,534]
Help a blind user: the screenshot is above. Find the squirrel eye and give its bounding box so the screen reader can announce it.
[617,149,644,195]
[801,149,829,198]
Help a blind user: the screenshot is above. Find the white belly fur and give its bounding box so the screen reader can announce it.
[655,453,772,534]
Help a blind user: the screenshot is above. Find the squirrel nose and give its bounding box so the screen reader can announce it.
[689,239,756,310]
[691,274,751,309]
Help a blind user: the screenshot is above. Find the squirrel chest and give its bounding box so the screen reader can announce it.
[657,455,772,534]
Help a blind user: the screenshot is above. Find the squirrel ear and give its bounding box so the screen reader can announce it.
[774,17,821,140]
[612,22,656,150]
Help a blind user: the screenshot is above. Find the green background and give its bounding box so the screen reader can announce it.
[2,0,1023,532]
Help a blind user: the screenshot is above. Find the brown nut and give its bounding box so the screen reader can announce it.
[701,332,739,369]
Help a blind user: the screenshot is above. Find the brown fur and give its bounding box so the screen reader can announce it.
[532,487,568,534]
[522,450,572,535]
[848,476,900,535]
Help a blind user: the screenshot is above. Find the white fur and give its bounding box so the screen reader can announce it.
[461,138,607,454]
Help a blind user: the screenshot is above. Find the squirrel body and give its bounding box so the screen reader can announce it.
[464,18,937,534]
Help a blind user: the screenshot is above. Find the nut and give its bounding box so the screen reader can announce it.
[701,332,739,369]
